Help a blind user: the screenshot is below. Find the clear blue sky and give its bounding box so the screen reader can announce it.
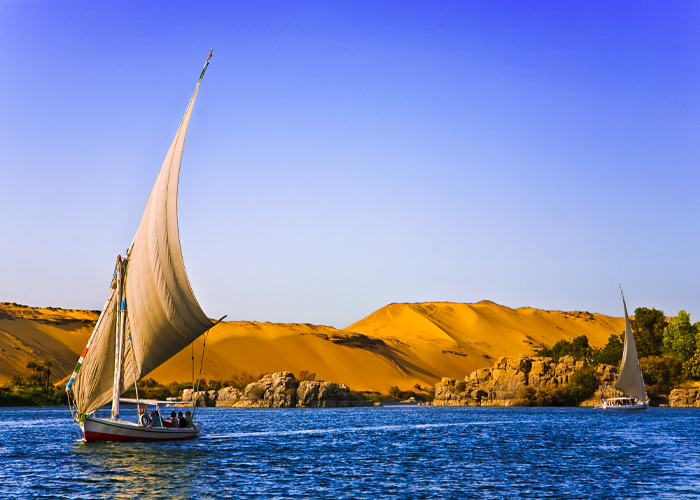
[1,1,699,328]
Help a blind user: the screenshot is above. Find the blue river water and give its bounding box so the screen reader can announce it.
[1,405,699,499]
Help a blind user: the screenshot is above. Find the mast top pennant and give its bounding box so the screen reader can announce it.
[199,48,213,82]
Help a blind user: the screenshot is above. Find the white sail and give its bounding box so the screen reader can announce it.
[614,290,647,401]
[70,289,123,415]
[69,55,213,416]
[123,78,213,380]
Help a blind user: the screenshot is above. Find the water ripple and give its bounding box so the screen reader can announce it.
[1,406,700,499]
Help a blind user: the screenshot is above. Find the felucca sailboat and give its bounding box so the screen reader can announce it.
[66,50,224,441]
[595,289,649,410]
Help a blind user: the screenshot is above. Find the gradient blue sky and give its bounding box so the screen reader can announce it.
[1,2,699,327]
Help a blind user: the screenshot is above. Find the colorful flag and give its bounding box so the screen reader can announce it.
[200,48,213,81]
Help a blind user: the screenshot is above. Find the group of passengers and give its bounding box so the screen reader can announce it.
[147,410,194,428]
[606,399,634,406]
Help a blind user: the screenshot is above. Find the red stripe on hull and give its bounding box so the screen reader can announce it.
[83,430,199,442]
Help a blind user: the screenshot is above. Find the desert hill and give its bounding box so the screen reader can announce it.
[0,301,624,392]
[0,303,97,384]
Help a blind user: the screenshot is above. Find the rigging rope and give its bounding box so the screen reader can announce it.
[127,331,140,404]
[192,331,208,419]
[191,315,226,418]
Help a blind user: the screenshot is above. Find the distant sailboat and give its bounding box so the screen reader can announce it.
[595,289,649,410]
[66,50,225,441]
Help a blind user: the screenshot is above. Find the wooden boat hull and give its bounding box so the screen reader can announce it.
[80,415,200,442]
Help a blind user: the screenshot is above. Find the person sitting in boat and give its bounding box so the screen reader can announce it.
[151,410,162,427]
[177,411,187,428]
[163,411,177,428]
[146,411,156,427]
[185,410,193,428]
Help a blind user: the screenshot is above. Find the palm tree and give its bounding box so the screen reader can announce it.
[45,359,53,388]
[35,364,46,387]
[26,361,38,386]
[11,374,23,387]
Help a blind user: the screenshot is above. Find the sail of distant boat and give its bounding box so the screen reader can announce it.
[67,50,214,420]
[613,289,647,401]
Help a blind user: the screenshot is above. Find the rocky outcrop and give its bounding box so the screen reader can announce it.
[182,389,218,407]
[583,364,622,405]
[669,388,700,407]
[231,372,373,408]
[433,355,619,407]
[297,380,372,407]
[215,386,241,407]
[234,372,298,408]
[181,386,242,407]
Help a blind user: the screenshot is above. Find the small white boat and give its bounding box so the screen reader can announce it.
[595,397,649,410]
[66,50,224,441]
[595,289,649,411]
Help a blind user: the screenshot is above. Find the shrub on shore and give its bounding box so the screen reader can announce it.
[514,367,598,407]
[537,335,593,363]
[640,355,683,395]
[0,383,68,406]
[353,387,434,403]
[297,370,316,381]
[228,371,264,391]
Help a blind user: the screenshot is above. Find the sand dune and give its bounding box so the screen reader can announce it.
[0,301,624,392]
[0,303,96,384]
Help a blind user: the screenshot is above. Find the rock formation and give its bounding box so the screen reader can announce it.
[234,372,298,408]
[215,386,241,407]
[669,388,700,407]
[296,380,370,407]
[433,355,620,406]
[232,372,373,408]
[587,364,622,404]
[182,388,218,407]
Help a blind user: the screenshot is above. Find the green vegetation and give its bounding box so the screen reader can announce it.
[390,385,433,402]
[352,391,398,402]
[536,332,629,367]
[662,311,698,361]
[514,366,599,407]
[354,385,435,403]
[594,334,624,366]
[229,371,265,391]
[537,335,593,363]
[534,307,700,398]
[297,370,316,381]
[640,356,683,396]
[684,353,700,380]
[0,384,68,406]
[631,307,667,357]
[22,359,55,389]
[0,363,67,406]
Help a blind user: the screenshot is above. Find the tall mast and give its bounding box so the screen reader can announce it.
[111,256,126,419]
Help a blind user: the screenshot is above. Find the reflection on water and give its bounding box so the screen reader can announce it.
[72,441,196,499]
[2,406,700,498]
